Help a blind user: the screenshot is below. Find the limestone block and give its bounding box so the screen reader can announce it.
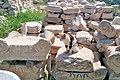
[95,1,106,6]
[84,4,96,9]
[72,15,88,31]
[101,12,113,19]
[88,21,99,31]
[47,12,60,18]
[40,31,55,44]
[102,6,113,13]
[23,22,42,34]
[89,12,101,20]
[112,16,120,25]
[44,25,64,35]
[0,61,46,80]
[93,31,107,42]
[115,36,120,46]
[99,20,116,38]
[61,14,75,20]
[45,16,62,23]
[63,6,80,14]
[112,5,119,16]
[50,37,64,55]
[76,31,93,45]
[53,64,107,80]
[105,46,120,73]
[80,7,96,14]
[112,25,120,37]
[0,36,51,60]
[56,47,94,72]
[96,39,115,52]
[65,19,72,25]
[47,5,62,13]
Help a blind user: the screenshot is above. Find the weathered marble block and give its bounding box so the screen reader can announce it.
[88,21,99,31]
[99,20,116,38]
[44,25,64,35]
[93,31,107,42]
[101,12,113,19]
[102,6,113,13]
[76,31,93,45]
[105,46,120,73]
[63,6,80,14]
[0,61,46,80]
[112,16,120,25]
[47,12,60,18]
[61,14,75,20]
[47,5,62,13]
[96,39,115,52]
[55,47,94,72]
[45,16,62,23]
[0,36,51,60]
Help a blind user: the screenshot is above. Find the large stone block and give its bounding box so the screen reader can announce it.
[53,63,107,80]
[0,36,51,60]
[56,47,94,72]
[61,14,75,20]
[44,25,64,35]
[47,5,62,13]
[45,16,62,23]
[101,12,113,19]
[47,12,60,18]
[112,16,120,25]
[102,6,113,13]
[76,31,93,45]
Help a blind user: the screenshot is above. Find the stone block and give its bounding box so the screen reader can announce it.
[97,39,115,52]
[88,21,99,31]
[76,31,93,45]
[56,47,94,72]
[63,6,80,14]
[101,12,113,19]
[47,12,60,18]
[0,36,51,60]
[47,5,62,13]
[102,6,113,13]
[80,7,96,14]
[61,14,75,20]
[45,16,62,23]
[84,4,96,9]
[44,25,64,35]
[112,16,120,25]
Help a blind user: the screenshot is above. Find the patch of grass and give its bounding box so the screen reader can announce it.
[0,10,46,38]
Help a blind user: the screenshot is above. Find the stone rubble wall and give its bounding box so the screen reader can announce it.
[0,0,33,15]
[44,0,119,32]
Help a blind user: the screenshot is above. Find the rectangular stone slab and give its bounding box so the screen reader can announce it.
[0,36,51,60]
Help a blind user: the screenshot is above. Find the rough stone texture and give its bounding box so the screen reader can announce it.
[40,30,55,44]
[0,36,51,60]
[112,5,119,16]
[72,15,88,31]
[76,31,93,45]
[45,16,62,23]
[93,31,107,42]
[104,46,120,79]
[50,37,64,55]
[88,21,99,31]
[115,36,120,46]
[44,25,64,35]
[99,20,116,38]
[96,39,115,52]
[47,12,60,18]
[22,22,42,34]
[101,12,113,20]
[0,61,46,80]
[55,47,94,72]
[112,16,120,25]
[47,5,62,13]
[61,14,75,20]
[53,65,107,80]
[102,6,113,13]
